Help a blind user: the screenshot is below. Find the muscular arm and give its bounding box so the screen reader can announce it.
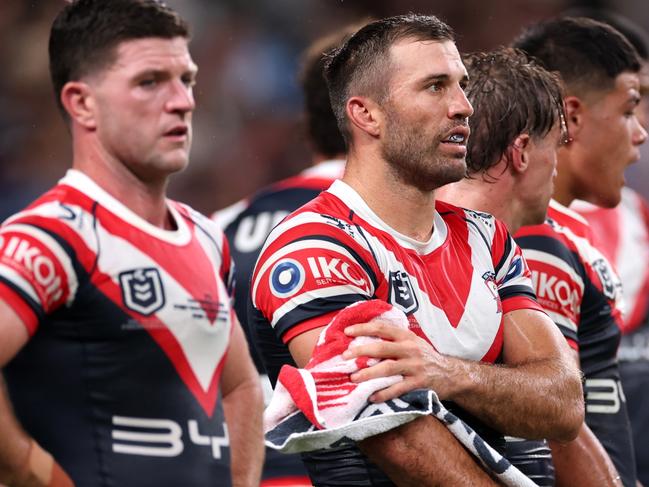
[220,318,264,487]
[344,308,584,442]
[550,349,622,487]
[0,301,73,487]
[289,328,500,486]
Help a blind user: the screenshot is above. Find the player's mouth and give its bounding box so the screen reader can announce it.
[163,125,189,142]
[440,126,470,154]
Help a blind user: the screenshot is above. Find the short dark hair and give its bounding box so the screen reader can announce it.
[562,8,648,60]
[512,17,641,95]
[464,48,565,176]
[299,26,356,158]
[324,14,455,145]
[49,0,189,117]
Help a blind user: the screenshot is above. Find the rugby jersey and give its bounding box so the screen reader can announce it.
[516,199,636,487]
[250,179,543,485]
[0,170,234,487]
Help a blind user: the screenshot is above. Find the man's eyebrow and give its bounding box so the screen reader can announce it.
[420,73,449,84]
[420,73,469,84]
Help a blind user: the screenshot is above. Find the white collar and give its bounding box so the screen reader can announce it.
[60,169,191,245]
[327,179,447,254]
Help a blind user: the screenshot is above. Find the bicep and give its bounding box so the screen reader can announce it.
[288,326,326,368]
[502,308,574,366]
[219,316,259,398]
[0,300,29,367]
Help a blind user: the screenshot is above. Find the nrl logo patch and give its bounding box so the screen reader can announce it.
[388,270,419,314]
[119,268,166,316]
[592,258,616,300]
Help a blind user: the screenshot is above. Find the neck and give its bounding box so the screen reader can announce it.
[72,139,173,230]
[438,174,523,233]
[342,149,436,241]
[552,146,578,207]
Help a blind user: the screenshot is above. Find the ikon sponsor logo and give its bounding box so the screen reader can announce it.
[306,256,368,289]
[269,259,305,298]
[119,268,166,316]
[531,270,579,315]
[1,236,63,303]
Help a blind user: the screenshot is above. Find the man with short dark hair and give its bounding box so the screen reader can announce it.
[250,14,583,486]
[0,1,263,486]
[512,16,647,487]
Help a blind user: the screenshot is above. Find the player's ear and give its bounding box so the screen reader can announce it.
[346,96,382,138]
[60,81,98,130]
[510,133,531,174]
[563,96,583,140]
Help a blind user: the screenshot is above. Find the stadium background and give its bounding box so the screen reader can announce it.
[0,0,647,218]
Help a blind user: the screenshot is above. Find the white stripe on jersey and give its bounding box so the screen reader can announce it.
[3,223,79,305]
[252,236,374,306]
[92,220,230,393]
[61,170,192,245]
[0,265,40,304]
[522,248,585,294]
[346,215,503,361]
[271,284,369,327]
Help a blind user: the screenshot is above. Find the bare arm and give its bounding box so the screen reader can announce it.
[549,348,622,487]
[550,424,622,487]
[344,308,584,442]
[0,301,74,487]
[220,318,264,487]
[289,328,501,486]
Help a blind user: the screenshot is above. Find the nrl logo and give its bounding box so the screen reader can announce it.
[388,270,419,314]
[119,268,166,316]
[592,258,617,300]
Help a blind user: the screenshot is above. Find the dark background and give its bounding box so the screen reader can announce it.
[0,0,647,218]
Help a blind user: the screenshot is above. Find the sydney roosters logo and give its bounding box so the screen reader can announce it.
[482,271,502,314]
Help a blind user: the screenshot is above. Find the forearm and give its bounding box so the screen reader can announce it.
[0,377,73,487]
[550,423,622,487]
[359,416,500,487]
[222,377,264,487]
[449,356,583,441]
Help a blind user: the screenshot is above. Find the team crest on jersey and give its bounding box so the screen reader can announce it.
[388,271,419,314]
[119,268,166,316]
[592,258,616,300]
[270,259,306,298]
[482,271,502,314]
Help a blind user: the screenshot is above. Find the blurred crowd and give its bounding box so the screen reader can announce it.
[0,0,647,218]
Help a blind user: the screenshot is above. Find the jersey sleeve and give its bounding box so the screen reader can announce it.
[515,223,583,349]
[491,220,545,315]
[0,220,78,335]
[250,218,377,344]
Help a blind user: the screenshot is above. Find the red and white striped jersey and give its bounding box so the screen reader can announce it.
[572,187,649,334]
[0,170,235,486]
[251,180,542,368]
[515,199,636,487]
[516,199,624,353]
